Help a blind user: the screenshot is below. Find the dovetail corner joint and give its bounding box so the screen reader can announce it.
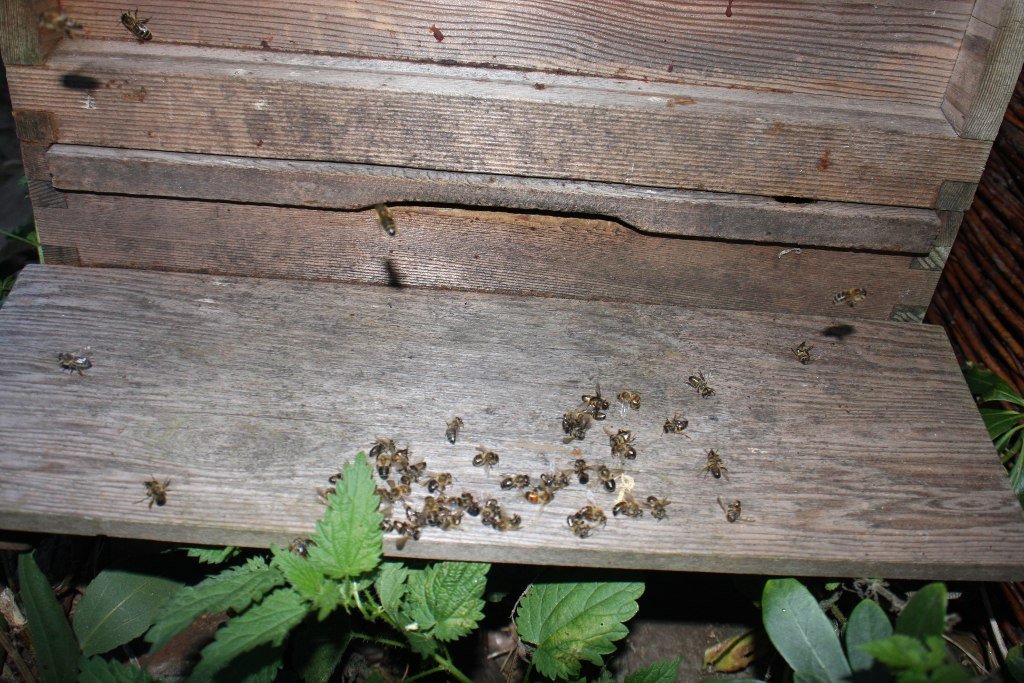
[39,244,81,265]
[936,181,978,211]
[13,110,58,144]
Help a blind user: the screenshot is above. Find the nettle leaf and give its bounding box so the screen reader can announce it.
[184,546,241,564]
[271,546,341,620]
[859,635,946,671]
[762,578,851,682]
[18,552,79,683]
[375,561,410,614]
[79,656,155,682]
[74,569,184,656]
[306,452,384,579]
[895,584,947,639]
[516,581,644,680]
[216,643,284,683]
[188,587,309,681]
[624,656,682,683]
[147,556,284,651]
[846,599,893,677]
[292,612,352,683]
[405,562,488,642]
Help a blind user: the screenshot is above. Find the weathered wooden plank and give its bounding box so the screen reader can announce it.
[0,265,1021,579]
[45,145,942,253]
[62,0,973,108]
[0,0,60,65]
[6,40,994,207]
[942,0,1024,140]
[32,194,942,320]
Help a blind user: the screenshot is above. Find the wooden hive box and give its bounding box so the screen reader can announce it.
[0,0,1023,580]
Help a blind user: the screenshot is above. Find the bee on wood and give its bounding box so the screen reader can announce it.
[481,501,520,531]
[792,341,813,364]
[472,446,500,471]
[833,287,867,307]
[456,491,481,516]
[561,411,593,443]
[375,204,397,236]
[596,464,621,492]
[500,474,531,490]
[381,519,421,550]
[572,458,592,485]
[663,414,690,435]
[539,471,571,491]
[374,453,392,480]
[120,9,153,41]
[687,370,715,398]
[141,477,170,509]
[612,491,643,518]
[316,486,336,504]
[524,487,553,505]
[606,428,637,460]
[391,447,411,471]
[567,505,607,538]
[445,416,464,444]
[644,496,670,521]
[39,11,83,38]
[617,390,641,410]
[426,472,452,494]
[700,449,729,480]
[58,351,92,375]
[581,384,610,420]
[288,537,313,557]
[718,496,742,523]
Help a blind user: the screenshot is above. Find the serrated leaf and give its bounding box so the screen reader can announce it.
[703,630,762,672]
[846,599,893,678]
[147,557,284,651]
[271,546,341,620]
[18,552,79,683]
[216,643,284,682]
[762,578,851,682]
[188,587,309,681]
[73,569,184,656]
[406,562,489,642]
[375,561,410,614]
[79,656,155,682]
[306,452,384,579]
[859,635,946,671]
[185,546,241,564]
[1005,644,1024,683]
[895,584,946,639]
[516,581,644,680]
[292,612,351,682]
[625,656,682,683]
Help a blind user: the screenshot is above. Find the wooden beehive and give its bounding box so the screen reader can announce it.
[0,0,1022,579]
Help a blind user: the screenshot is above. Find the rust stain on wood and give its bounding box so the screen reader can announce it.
[666,96,696,107]
[818,150,831,171]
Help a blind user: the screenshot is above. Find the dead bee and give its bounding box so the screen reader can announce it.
[328,472,344,485]
[381,519,421,550]
[58,351,92,375]
[481,501,521,531]
[833,287,867,307]
[718,496,742,523]
[581,384,610,419]
[375,453,393,479]
[539,471,571,491]
[567,505,607,538]
[687,370,715,398]
[387,478,412,499]
[612,491,643,518]
[572,458,593,485]
[663,414,689,435]
[701,449,729,480]
[391,447,411,471]
[596,465,621,492]
[39,11,83,38]
[472,446,500,470]
[606,428,637,460]
[500,474,531,490]
[445,416,464,444]
[617,390,641,410]
[369,438,397,460]
[792,341,813,364]
[524,487,553,505]
[316,487,336,504]
[120,9,153,41]
[142,477,170,508]
[405,461,427,482]
[456,492,481,516]
[375,204,397,236]
[288,537,313,557]
[426,472,453,494]
[493,513,522,531]
[644,496,670,521]
[561,411,593,443]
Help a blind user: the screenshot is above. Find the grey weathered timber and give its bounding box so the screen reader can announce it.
[31,195,943,320]
[45,145,941,253]
[6,40,992,207]
[1,265,1021,580]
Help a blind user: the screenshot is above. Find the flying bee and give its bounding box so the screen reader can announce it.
[644,496,670,521]
[572,458,593,485]
[581,383,610,420]
[472,446,500,471]
[445,416,464,444]
[792,341,813,364]
[617,390,641,410]
[561,411,592,442]
[375,204,397,236]
[833,287,867,307]
[524,487,553,505]
[39,11,83,38]
[426,472,452,494]
[612,491,643,518]
[701,449,729,480]
[606,428,637,460]
[58,351,92,375]
[500,474,531,490]
[120,9,153,41]
[596,465,622,492]
[663,414,690,435]
[687,370,715,398]
[141,477,169,508]
[718,496,742,523]
[288,537,313,557]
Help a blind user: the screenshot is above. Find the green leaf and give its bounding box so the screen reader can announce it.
[292,612,352,682]
[73,569,184,656]
[624,656,682,683]
[271,546,341,620]
[79,656,155,682]
[762,578,851,682]
[306,452,384,580]
[995,424,1024,455]
[375,561,410,614]
[846,599,893,675]
[18,552,79,683]
[981,409,1024,439]
[406,562,489,642]
[859,635,946,671]
[1006,644,1024,683]
[188,587,309,681]
[516,581,644,680]
[147,556,284,651]
[895,584,946,639]
[216,643,284,682]
[184,546,241,564]
[795,671,833,683]
[963,363,1024,407]
[928,664,970,683]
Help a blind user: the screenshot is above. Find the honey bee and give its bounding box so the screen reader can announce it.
[142,477,169,508]
[663,414,689,435]
[539,471,571,491]
[833,287,867,307]
[567,505,607,538]
[596,465,621,492]
[572,458,592,485]
[562,411,593,442]
[792,341,813,364]
[375,204,397,236]
[700,449,729,480]
[493,513,522,531]
[644,496,670,521]
[405,461,427,482]
[718,496,742,523]
[39,11,83,38]
[612,491,643,518]
[391,447,411,471]
[445,416,464,444]
[456,491,481,516]
[524,487,553,505]
[426,473,452,494]
[120,9,153,41]
[617,390,641,410]
[581,384,610,420]
[288,537,313,557]
[500,474,531,490]
[58,351,92,375]
[606,428,637,460]
[369,438,397,459]
[375,453,392,479]
[381,519,422,550]
[687,370,715,398]
[316,487,336,504]
[472,446,500,470]
[481,500,521,531]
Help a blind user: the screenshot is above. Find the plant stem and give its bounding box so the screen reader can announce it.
[404,665,445,682]
[432,651,473,683]
[350,631,405,649]
[0,629,35,683]
[0,229,37,248]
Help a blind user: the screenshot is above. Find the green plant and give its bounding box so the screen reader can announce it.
[963,362,1024,506]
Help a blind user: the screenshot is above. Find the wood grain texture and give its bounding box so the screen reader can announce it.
[5,40,994,207]
[60,0,973,109]
[1,264,1021,580]
[32,194,942,320]
[0,0,60,65]
[45,145,942,253]
[942,0,1024,140]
